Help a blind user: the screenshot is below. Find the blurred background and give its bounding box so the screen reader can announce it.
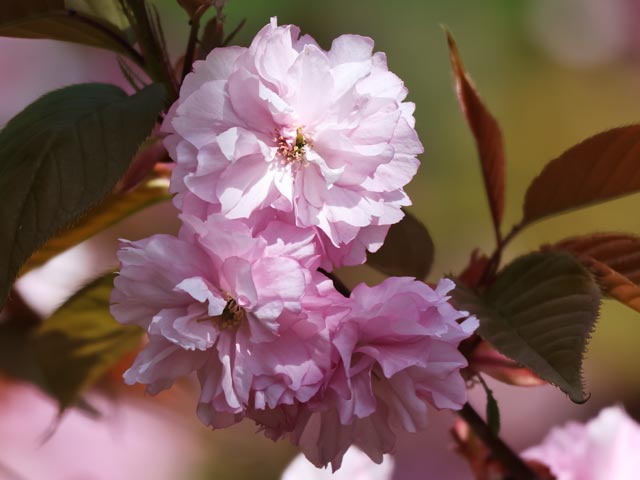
[4,0,640,478]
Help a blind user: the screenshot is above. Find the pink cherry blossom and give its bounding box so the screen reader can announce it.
[281,446,395,480]
[163,17,423,267]
[288,278,478,470]
[522,405,640,480]
[110,213,343,428]
[0,382,203,480]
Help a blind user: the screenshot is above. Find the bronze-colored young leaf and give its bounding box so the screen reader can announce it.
[586,259,640,313]
[367,210,434,280]
[550,233,640,313]
[446,30,505,238]
[468,340,546,387]
[552,233,640,283]
[0,1,136,59]
[523,125,640,224]
[31,275,142,410]
[0,83,166,309]
[19,176,170,276]
[452,252,600,403]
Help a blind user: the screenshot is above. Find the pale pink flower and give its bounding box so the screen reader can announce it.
[163,17,423,267]
[523,406,640,480]
[0,382,203,480]
[281,446,394,480]
[293,278,478,469]
[111,213,341,428]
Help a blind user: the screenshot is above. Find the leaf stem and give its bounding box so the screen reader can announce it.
[222,18,246,47]
[480,221,524,286]
[123,0,178,102]
[458,403,539,480]
[181,4,212,83]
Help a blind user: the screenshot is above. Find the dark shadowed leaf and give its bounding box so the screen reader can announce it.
[367,211,434,280]
[446,30,505,237]
[0,1,135,58]
[550,233,640,313]
[0,83,166,309]
[523,126,640,224]
[32,275,142,410]
[0,322,44,386]
[19,176,170,276]
[452,252,600,403]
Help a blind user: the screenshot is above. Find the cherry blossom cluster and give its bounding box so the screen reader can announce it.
[110,18,477,469]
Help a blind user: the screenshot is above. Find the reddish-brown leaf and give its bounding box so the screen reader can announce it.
[553,233,640,283]
[587,260,640,313]
[468,340,546,387]
[549,233,640,313]
[446,30,505,238]
[524,125,640,224]
[458,249,490,289]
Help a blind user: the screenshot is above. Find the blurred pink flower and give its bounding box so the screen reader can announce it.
[522,405,640,480]
[163,17,423,267]
[293,278,477,470]
[111,213,343,428]
[0,383,201,480]
[281,446,394,480]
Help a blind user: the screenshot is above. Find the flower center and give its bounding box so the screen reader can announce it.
[218,293,246,329]
[275,127,311,167]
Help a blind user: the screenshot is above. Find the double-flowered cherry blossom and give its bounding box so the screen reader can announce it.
[163,17,423,267]
[291,278,478,469]
[111,213,343,428]
[111,17,476,472]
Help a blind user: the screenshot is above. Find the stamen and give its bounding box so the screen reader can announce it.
[198,293,246,329]
[219,294,246,329]
[275,127,311,167]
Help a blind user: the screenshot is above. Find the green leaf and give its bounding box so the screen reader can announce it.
[66,0,130,30]
[19,176,170,276]
[523,125,640,225]
[0,1,136,58]
[0,82,166,309]
[31,275,143,410]
[453,251,600,403]
[367,211,434,280]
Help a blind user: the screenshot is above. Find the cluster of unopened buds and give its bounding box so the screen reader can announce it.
[110,18,477,469]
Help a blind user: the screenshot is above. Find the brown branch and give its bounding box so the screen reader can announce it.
[181,4,212,82]
[479,222,524,286]
[458,403,540,480]
[318,268,351,298]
